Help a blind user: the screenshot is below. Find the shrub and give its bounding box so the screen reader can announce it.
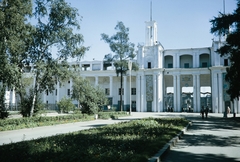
[57,97,75,113]
[0,109,9,119]
[19,90,44,117]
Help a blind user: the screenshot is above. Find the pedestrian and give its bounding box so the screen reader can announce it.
[205,106,209,118]
[201,106,204,119]
[227,106,231,117]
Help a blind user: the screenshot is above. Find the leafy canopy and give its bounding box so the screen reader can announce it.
[210,1,240,100]
[101,22,138,111]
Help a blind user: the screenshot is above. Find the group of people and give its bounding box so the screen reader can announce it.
[201,106,209,119]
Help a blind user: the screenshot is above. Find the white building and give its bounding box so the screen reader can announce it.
[6,19,240,114]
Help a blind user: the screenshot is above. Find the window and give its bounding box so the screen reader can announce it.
[202,62,207,67]
[132,101,136,111]
[46,101,48,104]
[148,62,151,69]
[105,88,110,95]
[55,89,57,96]
[68,80,70,83]
[168,63,173,68]
[46,90,48,96]
[67,89,70,96]
[118,88,124,95]
[184,63,189,68]
[131,88,136,95]
[224,59,228,66]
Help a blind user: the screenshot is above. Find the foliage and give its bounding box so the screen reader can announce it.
[101,22,139,111]
[20,89,44,117]
[72,77,108,115]
[27,0,89,116]
[0,112,129,131]
[0,0,88,117]
[0,118,189,161]
[210,0,240,100]
[57,97,75,113]
[0,0,34,112]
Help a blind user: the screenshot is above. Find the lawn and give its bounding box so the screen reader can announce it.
[0,117,189,162]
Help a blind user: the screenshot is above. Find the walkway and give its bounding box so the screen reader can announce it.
[0,112,239,162]
[162,114,240,162]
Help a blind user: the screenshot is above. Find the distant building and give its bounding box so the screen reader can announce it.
[5,19,240,114]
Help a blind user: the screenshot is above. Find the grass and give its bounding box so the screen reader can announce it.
[0,117,189,162]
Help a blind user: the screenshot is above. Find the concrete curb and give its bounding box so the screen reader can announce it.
[148,121,192,162]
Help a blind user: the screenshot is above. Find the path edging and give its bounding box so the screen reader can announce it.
[148,121,192,162]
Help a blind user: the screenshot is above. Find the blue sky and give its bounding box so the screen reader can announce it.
[65,0,237,61]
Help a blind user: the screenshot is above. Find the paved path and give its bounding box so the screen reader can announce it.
[162,114,240,162]
[0,112,239,162]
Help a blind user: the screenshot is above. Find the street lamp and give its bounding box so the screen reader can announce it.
[128,60,132,115]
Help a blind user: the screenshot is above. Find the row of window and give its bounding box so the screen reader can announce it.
[105,88,136,95]
[148,59,229,69]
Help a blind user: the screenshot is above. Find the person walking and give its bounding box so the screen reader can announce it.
[227,106,231,117]
[205,106,209,118]
[201,106,205,119]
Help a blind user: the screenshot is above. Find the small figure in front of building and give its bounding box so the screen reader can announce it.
[201,106,205,119]
[205,106,209,118]
[170,107,173,112]
[227,106,231,117]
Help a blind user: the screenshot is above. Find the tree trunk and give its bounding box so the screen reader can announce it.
[30,73,38,117]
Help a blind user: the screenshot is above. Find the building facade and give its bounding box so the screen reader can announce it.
[5,19,240,114]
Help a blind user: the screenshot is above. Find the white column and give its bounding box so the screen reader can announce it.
[141,74,145,112]
[153,73,157,112]
[109,76,113,96]
[196,53,199,68]
[193,75,197,112]
[95,76,98,86]
[90,62,92,71]
[123,76,127,110]
[193,53,197,68]
[196,74,201,112]
[237,100,240,114]
[43,91,46,104]
[212,72,219,113]
[100,62,103,71]
[177,74,181,112]
[176,53,180,68]
[233,99,237,114]
[12,88,16,109]
[173,53,177,68]
[136,74,141,112]
[158,72,163,112]
[218,73,223,113]
[173,75,177,111]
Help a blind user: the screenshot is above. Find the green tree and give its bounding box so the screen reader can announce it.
[72,77,108,115]
[0,0,33,111]
[28,0,88,117]
[210,0,240,100]
[101,21,138,111]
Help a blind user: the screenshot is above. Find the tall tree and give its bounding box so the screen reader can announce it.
[0,0,33,110]
[101,22,138,111]
[210,0,240,100]
[28,0,88,116]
